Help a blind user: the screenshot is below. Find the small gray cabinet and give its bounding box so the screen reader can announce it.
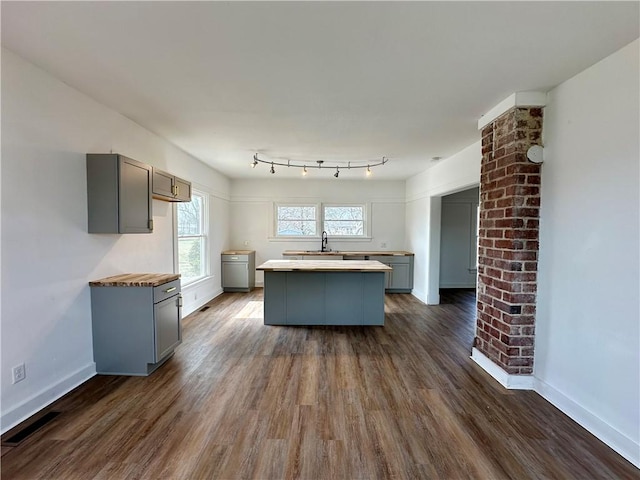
[222,251,256,292]
[90,279,182,375]
[369,255,414,293]
[86,153,153,233]
[152,168,192,202]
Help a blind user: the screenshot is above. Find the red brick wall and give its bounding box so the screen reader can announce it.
[476,107,543,375]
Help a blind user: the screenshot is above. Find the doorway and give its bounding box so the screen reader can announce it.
[439,187,480,289]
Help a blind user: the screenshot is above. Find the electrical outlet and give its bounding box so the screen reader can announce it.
[380,242,387,248]
[244,240,249,246]
[12,363,25,384]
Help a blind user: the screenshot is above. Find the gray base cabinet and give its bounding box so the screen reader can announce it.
[263,271,385,326]
[369,256,414,293]
[86,154,153,233]
[222,251,256,292]
[90,279,182,375]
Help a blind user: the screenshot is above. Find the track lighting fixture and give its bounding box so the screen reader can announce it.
[251,154,388,178]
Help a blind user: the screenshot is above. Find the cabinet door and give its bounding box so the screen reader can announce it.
[389,263,411,289]
[223,262,248,288]
[119,157,152,233]
[152,168,175,199]
[154,295,182,362]
[174,176,192,202]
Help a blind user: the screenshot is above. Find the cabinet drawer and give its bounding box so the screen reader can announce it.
[369,255,411,264]
[153,279,181,303]
[387,255,411,264]
[222,254,249,262]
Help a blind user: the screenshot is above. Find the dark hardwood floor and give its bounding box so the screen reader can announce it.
[1,289,636,479]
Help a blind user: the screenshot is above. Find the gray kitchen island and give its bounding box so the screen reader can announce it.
[256,260,391,326]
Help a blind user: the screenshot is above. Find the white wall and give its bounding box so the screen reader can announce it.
[229,179,405,284]
[440,187,479,288]
[535,39,639,466]
[0,49,230,432]
[405,143,482,303]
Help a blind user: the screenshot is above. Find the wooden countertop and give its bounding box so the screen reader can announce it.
[89,273,181,287]
[257,260,392,272]
[282,250,414,256]
[222,250,255,255]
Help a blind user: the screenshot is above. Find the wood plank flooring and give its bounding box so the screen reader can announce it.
[1,289,636,479]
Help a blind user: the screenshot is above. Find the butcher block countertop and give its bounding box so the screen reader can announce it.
[257,260,392,272]
[282,250,414,256]
[89,273,181,287]
[222,250,255,255]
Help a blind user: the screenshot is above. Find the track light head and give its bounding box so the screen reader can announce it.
[270,163,275,174]
[334,167,340,178]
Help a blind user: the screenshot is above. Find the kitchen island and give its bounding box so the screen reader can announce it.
[256,260,391,326]
[282,250,414,293]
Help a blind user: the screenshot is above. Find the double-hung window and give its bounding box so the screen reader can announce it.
[323,205,365,237]
[275,204,318,237]
[176,190,208,285]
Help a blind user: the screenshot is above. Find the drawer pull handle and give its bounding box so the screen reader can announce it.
[164,287,177,293]
[231,256,239,260]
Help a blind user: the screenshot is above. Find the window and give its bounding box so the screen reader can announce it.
[273,203,368,238]
[276,204,317,236]
[323,205,365,237]
[176,191,208,285]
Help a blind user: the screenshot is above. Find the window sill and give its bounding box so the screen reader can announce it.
[268,236,372,242]
[181,275,213,289]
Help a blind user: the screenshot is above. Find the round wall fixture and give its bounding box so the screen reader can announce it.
[527,145,544,163]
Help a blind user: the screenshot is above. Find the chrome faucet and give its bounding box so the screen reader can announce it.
[321,231,328,252]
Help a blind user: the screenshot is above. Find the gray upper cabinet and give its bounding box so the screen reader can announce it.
[87,154,153,234]
[152,168,192,202]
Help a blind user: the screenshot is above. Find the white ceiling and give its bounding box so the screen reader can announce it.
[2,2,638,180]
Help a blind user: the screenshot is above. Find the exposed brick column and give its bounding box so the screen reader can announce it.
[475,107,543,375]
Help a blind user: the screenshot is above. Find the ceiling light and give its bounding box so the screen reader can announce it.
[251,154,388,177]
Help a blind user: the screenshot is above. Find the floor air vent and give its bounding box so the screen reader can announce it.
[2,411,61,446]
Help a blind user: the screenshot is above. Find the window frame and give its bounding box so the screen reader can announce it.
[272,202,321,239]
[321,203,369,239]
[174,189,210,286]
[271,202,371,240]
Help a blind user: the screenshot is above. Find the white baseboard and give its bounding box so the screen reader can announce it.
[1,363,96,434]
[535,379,640,468]
[471,348,535,390]
[471,348,639,467]
[182,283,223,317]
[426,291,440,305]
